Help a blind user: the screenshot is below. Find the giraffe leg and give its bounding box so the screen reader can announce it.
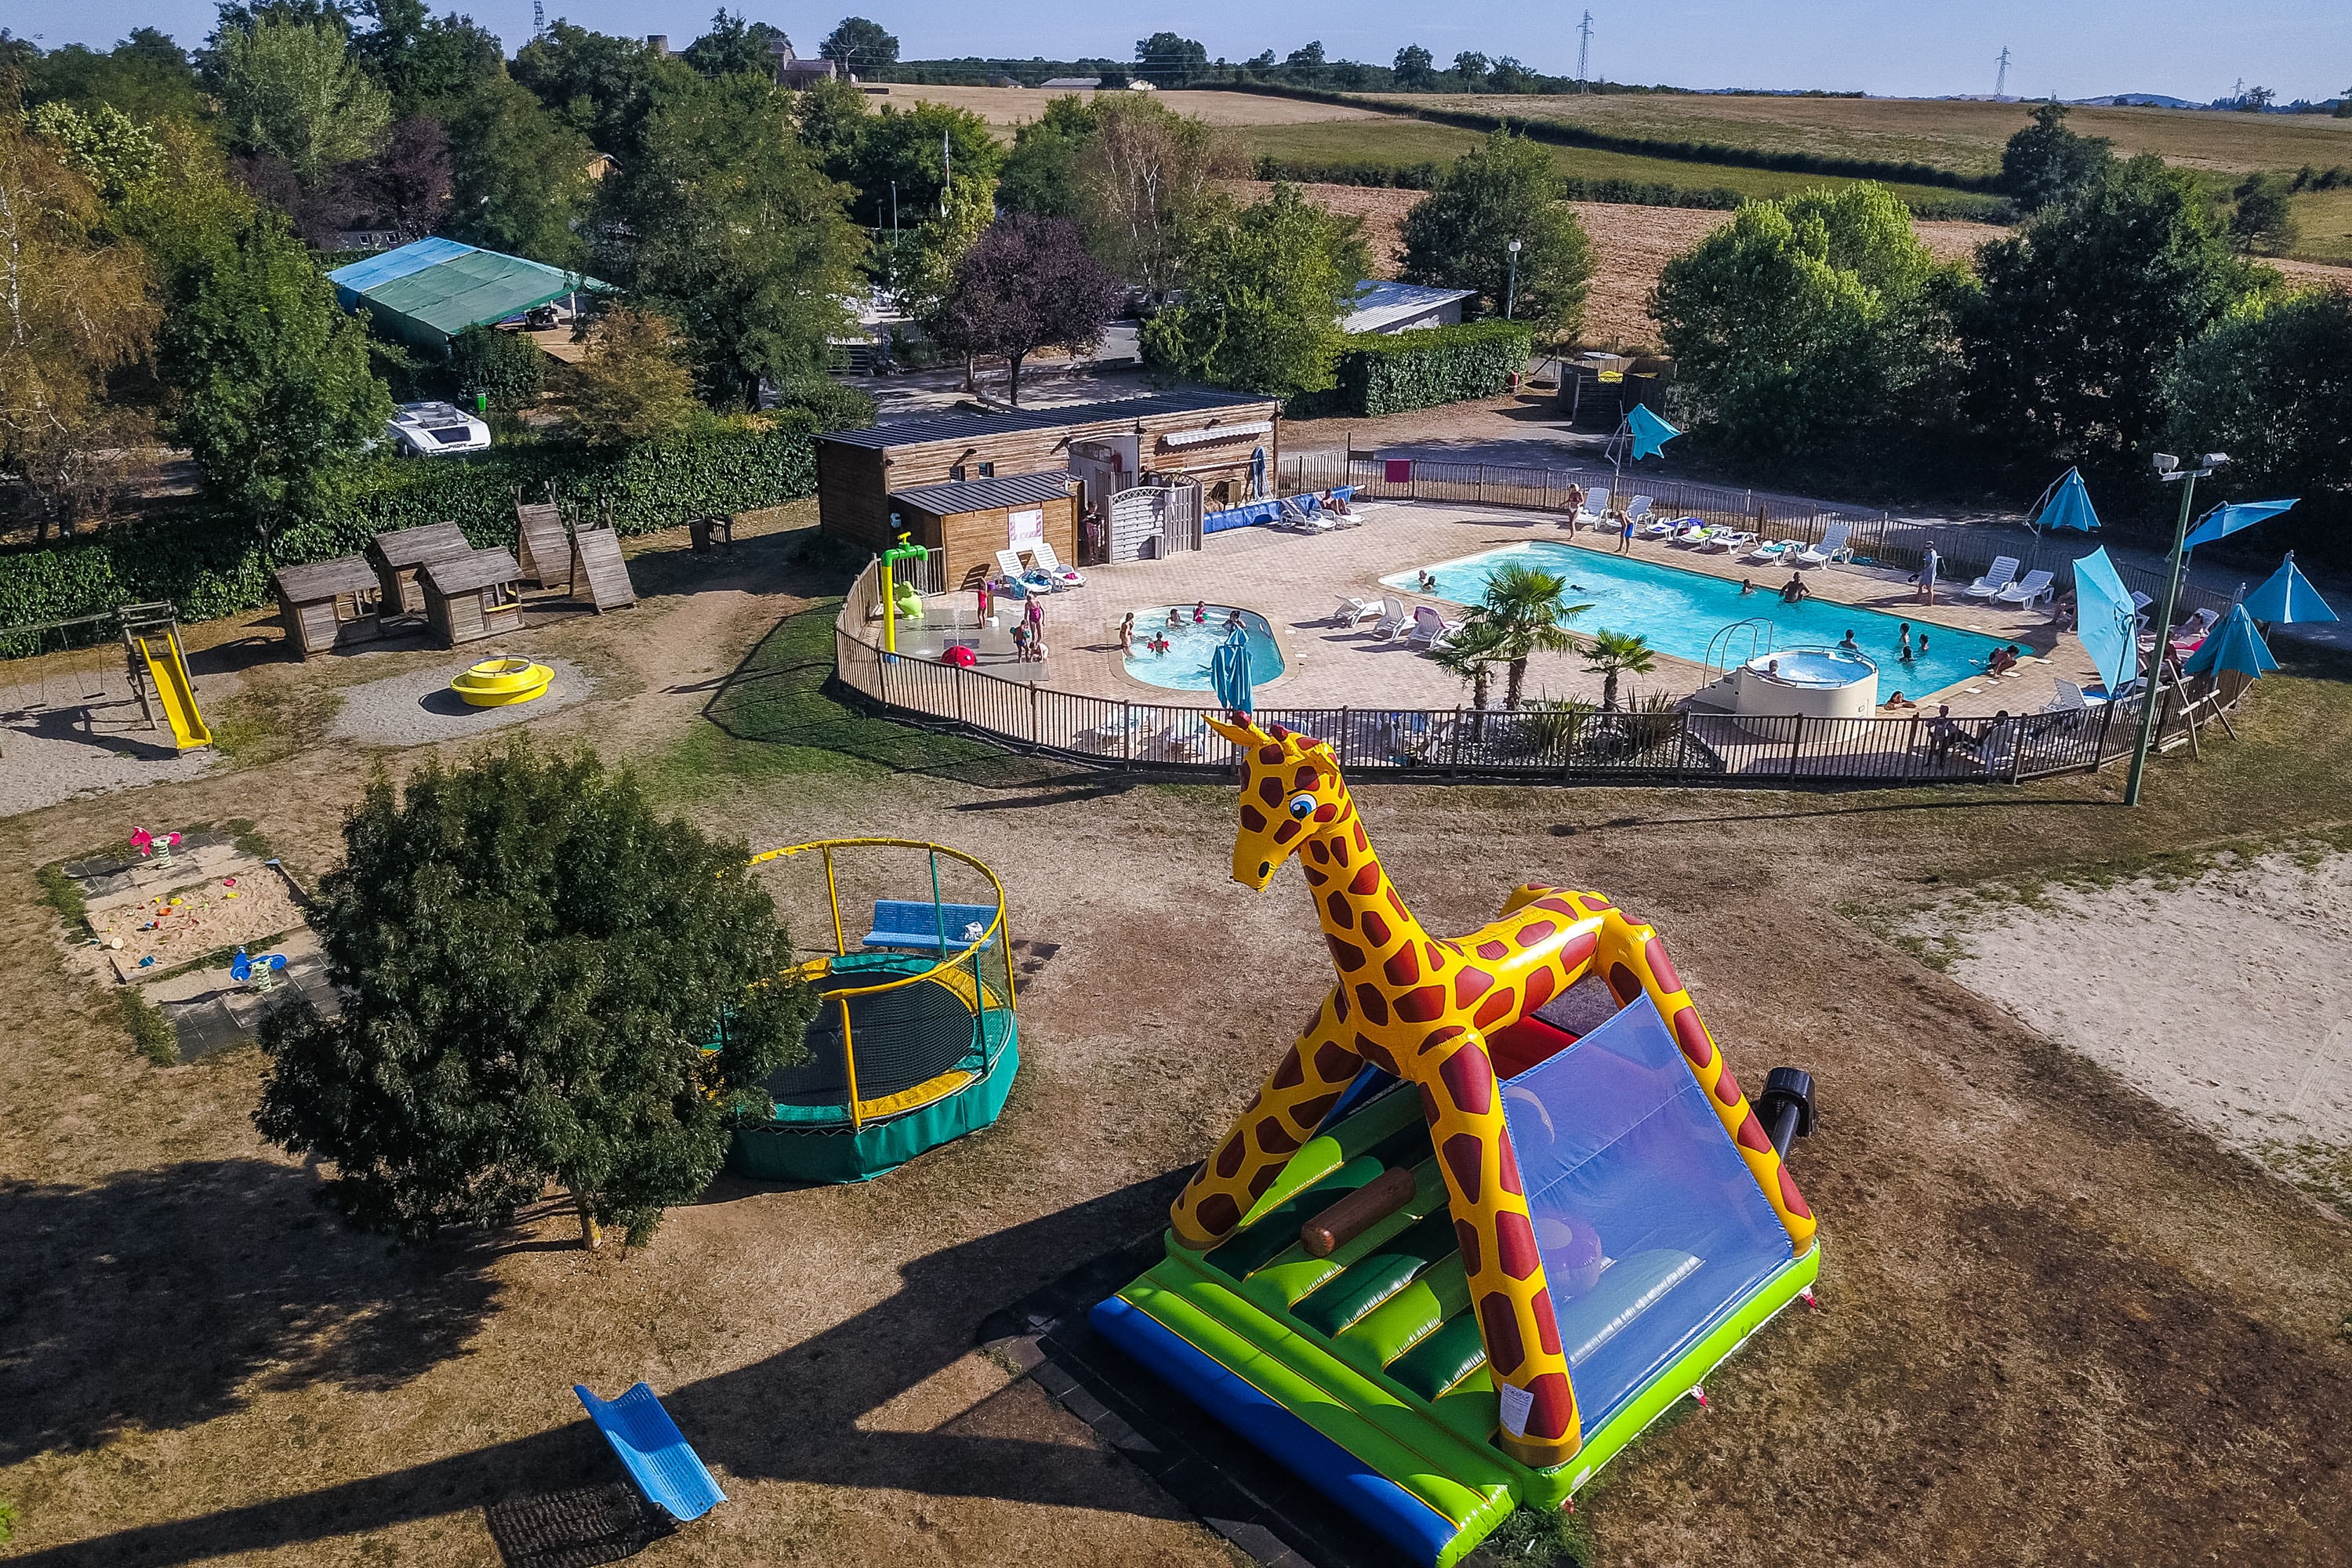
[1412,1024,1581,1468]
[1170,987,1364,1251]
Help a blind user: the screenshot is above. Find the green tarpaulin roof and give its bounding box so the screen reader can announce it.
[328,238,608,343]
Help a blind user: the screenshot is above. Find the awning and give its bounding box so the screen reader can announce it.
[1159,422,1272,448]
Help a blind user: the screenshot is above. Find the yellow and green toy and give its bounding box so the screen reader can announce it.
[880,532,927,652]
[1093,718,1823,1566]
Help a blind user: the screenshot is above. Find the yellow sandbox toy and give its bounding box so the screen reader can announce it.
[451,658,554,707]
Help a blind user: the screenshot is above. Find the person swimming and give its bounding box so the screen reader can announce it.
[1838,629,1860,652]
[1192,600,1207,623]
[1739,579,1756,597]
[1417,570,1437,591]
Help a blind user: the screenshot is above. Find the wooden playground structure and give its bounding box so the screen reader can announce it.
[0,601,213,754]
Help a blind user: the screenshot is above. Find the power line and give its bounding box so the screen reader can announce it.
[1576,10,1594,92]
[1994,45,2009,99]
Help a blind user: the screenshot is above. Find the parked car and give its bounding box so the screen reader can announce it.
[383,401,491,456]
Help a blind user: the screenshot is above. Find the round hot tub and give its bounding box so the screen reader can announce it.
[1733,648,1878,737]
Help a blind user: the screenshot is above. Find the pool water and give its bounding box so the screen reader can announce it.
[1123,604,1286,691]
[1385,543,2005,697]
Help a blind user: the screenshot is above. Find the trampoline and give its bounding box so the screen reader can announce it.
[728,840,1020,1183]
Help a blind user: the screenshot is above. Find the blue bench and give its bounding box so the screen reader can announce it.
[863,899,999,954]
[573,1381,727,1523]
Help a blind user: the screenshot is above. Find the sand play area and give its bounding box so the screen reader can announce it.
[1904,849,2352,1213]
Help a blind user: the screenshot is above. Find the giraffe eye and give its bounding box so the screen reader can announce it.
[1287,793,1317,819]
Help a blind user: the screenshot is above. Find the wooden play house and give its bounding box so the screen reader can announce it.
[514,502,570,589]
[370,522,474,619]
[420,548,525,646]
[568,527,637,613]
[271,555,383,659]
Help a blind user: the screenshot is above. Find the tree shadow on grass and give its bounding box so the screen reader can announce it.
[0,1159,505,1467]
[8,1172,1200,1566]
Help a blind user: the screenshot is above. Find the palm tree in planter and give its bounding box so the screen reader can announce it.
[1583,629,1657,711]
[1470,561,1590,710]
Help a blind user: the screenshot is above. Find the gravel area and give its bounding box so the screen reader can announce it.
[325,655,594,748]
[0,711,220,818]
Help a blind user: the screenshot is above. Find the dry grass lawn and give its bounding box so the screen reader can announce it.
[866,83,1385,130]
[3,514,2351,1567]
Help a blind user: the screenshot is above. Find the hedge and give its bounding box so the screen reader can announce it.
[1323,321,1534,417]
[0,412,825,644]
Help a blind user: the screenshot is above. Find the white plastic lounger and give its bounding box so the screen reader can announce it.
[1624,495,1654,525]
[1028,539,1083,588]
[1406,604,1464,650]
[1636,515,1677,540]
[1704,531,1755,554]
[1793,521,1853,568]
[1994,568,2055,607]
[1331,594,1377,627]
[1744,539,1794,564]
[1370,596,1411,640]
[1668,521,1713,546]
[995,548,1058,595]
[1963,557,2020,599]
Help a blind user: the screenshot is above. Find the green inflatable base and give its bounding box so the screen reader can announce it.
[726,1033,1019,1184]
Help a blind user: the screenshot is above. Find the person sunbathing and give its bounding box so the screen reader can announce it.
[1323,490,1355,516]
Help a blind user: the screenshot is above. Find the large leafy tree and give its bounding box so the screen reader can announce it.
[1134,31,1207,88]
[604,72,866,407]
[843,100,1000,229]
[2163,289,2352,546]
[1070,94,1231,303]
[1393,45,1436,87]
[997,93,1098,219]
[819,16,898,70]
[215,14,391,184]
[1999,100,2112,212]
[562,304,701,445]
[684,8,788,79]
[1143,183,1367,397]
[511,21,686,159]
[1399,130,1594,331]
[1960,154,2254,478]
[159,209,389,531]
[1653,183,1962,468]
[339,112,452,240]
[445,74,594,265]
[881,170,994,322]
[927,215,1122,405]
[348,0,503,115]
[793,73,869,176]
[2228,172,2298,255]
[256,744,812,1249]
[23,29,211,122]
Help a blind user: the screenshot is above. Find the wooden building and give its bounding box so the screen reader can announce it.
[568,527,638,612]
[371,522,474,618]
[815,390,1280,565]
[887,473,1080,590]
[419,547,524,646]
[271,555,383,659]
[514,502,570,588]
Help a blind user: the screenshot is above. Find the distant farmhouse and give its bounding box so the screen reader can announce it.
[770,37,847,87]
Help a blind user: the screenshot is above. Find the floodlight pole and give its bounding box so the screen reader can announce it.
[1504,238,1523,320]
[2124,459,2213,807]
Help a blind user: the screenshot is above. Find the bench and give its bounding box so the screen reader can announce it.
[573,1381,726,1523]
[863,899,998,954]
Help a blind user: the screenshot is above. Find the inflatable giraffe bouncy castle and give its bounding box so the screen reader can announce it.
[1096,718,1822,1566]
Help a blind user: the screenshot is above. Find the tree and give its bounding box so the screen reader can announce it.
[159,209,388,530]
[1284,41,1326,86]
[1069,94,1232,302]
[349,0,503,115]
[23,30,210,122]
[819,16,898,70]
[561,304,700,443]
[1393,45,1434,87]
[2229,172,2299,254]
[339,111,451,240]
[2234,85,2274,113]
[1134,31,1207,88]
[684,9,787,80]
[997,93,1096,218]
[0,115,160,539]
[1430,617,1505,710]
[447,322,544,408]
[216,15,391,184]
[255,743,811,1249]
[882,169,994,323]
[927,215,1121,405]
[1399,130,1595,332]
[1490,56,1536,95]
[843,100,1000,229]
[604,72,866,406]
[1458,560,1588,710]
[1451,52,1490,89]
[2163,289,2352,536]
[793,72,868,176]
[1961,154,2253,478]
[1653,183,1961,468]
[2337,85,2350,119]
[511,21,686,159]
[1581,630,1655,711]
[446,74,594,265]
[1142,183,1367,397]
[27,100,164,202]
[1999,100,2112,212]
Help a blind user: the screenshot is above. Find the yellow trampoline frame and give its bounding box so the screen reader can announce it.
[747,838,1017,1131]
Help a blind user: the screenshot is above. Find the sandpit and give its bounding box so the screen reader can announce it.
[1903,850,2352,1213]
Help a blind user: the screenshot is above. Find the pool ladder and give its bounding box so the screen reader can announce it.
[1702,618,1778,684]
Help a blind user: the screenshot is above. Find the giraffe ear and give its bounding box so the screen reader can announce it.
[1204,713,1267,748]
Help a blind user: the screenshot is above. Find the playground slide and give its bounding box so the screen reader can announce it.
[135,632,212,750]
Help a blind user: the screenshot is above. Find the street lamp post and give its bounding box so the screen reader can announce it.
[1504,238,1523,321]
[2124,451,2227,806]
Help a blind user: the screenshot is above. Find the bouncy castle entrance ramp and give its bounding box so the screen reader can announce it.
[1094,993,1817,1568]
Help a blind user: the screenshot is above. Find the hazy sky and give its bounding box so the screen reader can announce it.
[14,0,2350,103]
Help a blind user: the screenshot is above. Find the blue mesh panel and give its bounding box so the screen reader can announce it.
[1499,994,1793,1434]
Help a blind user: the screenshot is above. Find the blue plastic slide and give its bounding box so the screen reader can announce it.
[572,1382,728,1522]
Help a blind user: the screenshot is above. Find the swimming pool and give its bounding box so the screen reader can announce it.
[1384,543,2005,697]
[1123,605,1286,692]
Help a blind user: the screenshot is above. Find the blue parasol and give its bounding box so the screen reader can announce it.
[2032,467,2102,535]
[2241,552,2337,625]
[2184,498,2298,550]
[2181,604,2278,680]
[2071,547,2138,695]
[1627,403,1682,460]
[1210,625,1254,714]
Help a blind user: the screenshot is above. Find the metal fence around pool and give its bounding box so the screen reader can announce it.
[833,561,2249,787]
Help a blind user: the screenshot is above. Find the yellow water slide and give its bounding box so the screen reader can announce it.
[135,630,212,750]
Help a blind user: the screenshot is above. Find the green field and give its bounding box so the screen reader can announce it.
[1356,93,2352,180]
[1236,120,2015,216]
[2289,187,2352,264]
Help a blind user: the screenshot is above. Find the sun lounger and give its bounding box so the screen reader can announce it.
[1635,515,1677,539]
[1994,568,2055,607]
[1962,556,2020,600]
[1406,604,1464,650]
[995,549,1057,596]
[574,1383,727,1524]
[1028,540,1083,588]
[1793,521,1853,568]
[1704,530,1755,554]
[1624,495,1654,526]
[1668,521,1714,546]
[2167,605,2219,654]
[1331,593,1377,627]
[1744,539,1795,564]
[1370,596,1411,640]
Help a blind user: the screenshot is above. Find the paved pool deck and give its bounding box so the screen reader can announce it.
[911,502,2100,719]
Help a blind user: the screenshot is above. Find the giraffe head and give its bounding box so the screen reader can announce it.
[1205,715,1356,891]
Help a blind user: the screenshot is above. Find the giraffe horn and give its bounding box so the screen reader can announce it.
[1204,713,1268,747]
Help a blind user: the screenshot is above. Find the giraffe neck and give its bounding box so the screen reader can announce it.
[1300,799,1430,961]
